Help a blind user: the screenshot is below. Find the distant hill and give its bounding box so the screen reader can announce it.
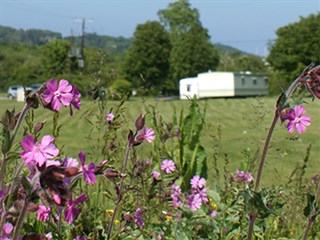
[214,43,249,55]
[65,33,131,53]
[0,25,62,45]
[0,25,254,57]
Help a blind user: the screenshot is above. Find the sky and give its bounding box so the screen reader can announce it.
[0,0,319,56]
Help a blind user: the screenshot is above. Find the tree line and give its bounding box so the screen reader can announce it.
[1,0,317,97]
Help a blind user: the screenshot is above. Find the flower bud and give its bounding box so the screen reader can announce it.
[26,91,39,109]
[95,160,108,174]
[280,108,294,123]
[128,130,134,145]
[1,109,18,131]
[135,114,145,131]
[306,66,320,99]
[103,169,120,179]
[64,167,80,177]
[34,121,47,134]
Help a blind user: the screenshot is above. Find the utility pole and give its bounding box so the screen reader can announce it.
[75,17,93,69]
[80,18,85,61]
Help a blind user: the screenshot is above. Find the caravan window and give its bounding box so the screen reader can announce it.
[187,84,191,92]
[241,77,245,86]
[264,77,268,85]
[252,78,257,85]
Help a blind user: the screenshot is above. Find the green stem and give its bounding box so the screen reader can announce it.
[107,140,132,240]
[247,70,307,240]
[0,103,31,190]
[0,155,8,190]
[302,180,320,240]
[253,112,279,192]
[10,103,31,148]
[12,198,28,240]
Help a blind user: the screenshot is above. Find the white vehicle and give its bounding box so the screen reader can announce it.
[7,85,34,100]
[7,85,23,99]
[179,71,268,99]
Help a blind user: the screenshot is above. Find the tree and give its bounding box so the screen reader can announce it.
[41,39,71,77]
[123,21,171,95]
[158,0,219,92]
[267,13,320,92]
[217,53,267,73]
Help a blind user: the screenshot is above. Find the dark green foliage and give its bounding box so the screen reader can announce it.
[158,0,220,93]
[41,39,72,76]
[217,53,267,73]
[267,13,320,93]
[123,21,171,95]
[0,43,44,90]
[110,79,132,99]
[179,98,208,191]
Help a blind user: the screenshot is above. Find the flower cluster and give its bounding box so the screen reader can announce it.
[133,208,145,229]
[188,175,208,211]
[18,131,109,226]
[233,169,254,184]
[171,184,182,207]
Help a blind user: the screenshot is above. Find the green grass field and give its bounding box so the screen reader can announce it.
[1,96,320,187]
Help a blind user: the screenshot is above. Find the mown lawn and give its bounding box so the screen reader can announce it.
[1,96,320,187]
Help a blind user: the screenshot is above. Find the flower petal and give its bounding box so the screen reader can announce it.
[294,105,306,117]
[296,123,307,134]
[78,151,86,166]
[58,80,73,93]
[46,79,58,92]
[59,93,73,106]
[21,135,35,151]
[300,116,311,126]
[286,121,296,133]
[41,135,55,148]
[51,97,62,111]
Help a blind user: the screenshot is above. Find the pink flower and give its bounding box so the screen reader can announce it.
[64,194,88,224]
[37,205,51,222]
[141,127,155,143]
[42,79,74,111]
[2,223,13,238]
[78,151,96,185]
[0,190,5,202]
[198,188,208,203]
[74,236,86,240]
[106,113,115,122]
[158,233,164,240]
[210,210,218,218]
[69,86,81,116]
[152,171,160,180]
[64,157,79,168]
[284,105,311,134]
[190,175,206,189]
[21,135,59,167]
[171,184,182,207]
[233,169,254,184]
[133,208,145,229]
[46,233,53,240]
[188,194,202,211]
[160,159,176,174]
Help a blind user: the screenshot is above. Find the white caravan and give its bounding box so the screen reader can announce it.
[179,71,268,99]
